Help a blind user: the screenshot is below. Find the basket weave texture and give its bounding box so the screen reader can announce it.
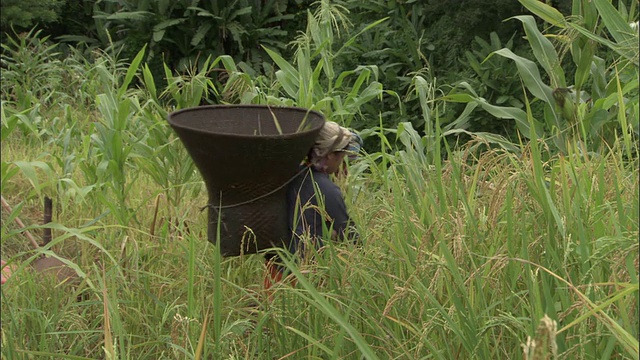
[168,105,325,256]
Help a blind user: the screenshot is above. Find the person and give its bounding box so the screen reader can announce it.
[286,121,360,254]
[263,121,361,291]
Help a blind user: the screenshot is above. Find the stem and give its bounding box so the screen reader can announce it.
[43,196,52,246]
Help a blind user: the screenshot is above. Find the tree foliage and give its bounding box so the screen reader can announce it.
[0,0,65,33]
[6,0,633,150]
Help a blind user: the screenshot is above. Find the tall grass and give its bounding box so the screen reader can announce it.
[1,15,638,360]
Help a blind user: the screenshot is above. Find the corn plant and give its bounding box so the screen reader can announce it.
[160,57,219,109]
[215,0,397,129]
[133,63,205,211]
[0,28,68,109]
[518,0,638,158]
[444,0,638,156]
[86,47,148,226]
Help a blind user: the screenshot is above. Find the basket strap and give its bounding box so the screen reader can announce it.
[201,164,312,211]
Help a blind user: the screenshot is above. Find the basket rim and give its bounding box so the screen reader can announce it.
[168,104,326,139]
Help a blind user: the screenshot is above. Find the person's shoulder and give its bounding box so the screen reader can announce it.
[309,169,331,184]
[310,170,342,196]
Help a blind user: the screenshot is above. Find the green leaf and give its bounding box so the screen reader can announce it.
[262,46,299,79]
[12,161,54,194]
[152,18,186,32]
[351,81,384,109]
[475,99,536,138]
[14,350,93,360]
[118,45,147,98]
[491,49,559,128]
[187,7,218,19]
[442,93,477,103]
[191,23,212,46]
[158,0,171,14]
[215,55,238,72]
[1,162,19,188]
[512,15,566,88]
[465,51,483,75]
[442,102,478,131]
[263,46,299,99]
[106,11,152,21]
[230,6,253,18]
[347,68,372,101]
[152,29,165,43]
[574,43,596,91]
[275,70,299,100]
[592,0,637,45]
[518,0,566,27]
[285,326,334,357]
[442,87,542,139]
[1,108,19,141]
[590,56,608,100]
[142,64,157,102]
[277,252,381,360]
[491,49,550,102]
[568,23,638,66]
[56,35,99,45]
[336,18,389,57]
[580,0,599,30]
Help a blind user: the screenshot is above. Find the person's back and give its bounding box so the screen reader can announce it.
[287,166,354,255]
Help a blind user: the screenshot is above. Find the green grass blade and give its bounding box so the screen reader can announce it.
[278,253,380,360]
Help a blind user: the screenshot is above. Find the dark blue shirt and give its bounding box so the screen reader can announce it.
[286,167,354,255]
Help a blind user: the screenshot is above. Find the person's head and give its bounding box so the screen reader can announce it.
[309,121,360,174]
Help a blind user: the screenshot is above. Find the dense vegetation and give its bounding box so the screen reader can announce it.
[1,0,531,136]
[1,0,638,359]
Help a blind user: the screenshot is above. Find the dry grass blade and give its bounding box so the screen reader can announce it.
[266,104,283,135]
[296,110,317,133]
[102,266,115,359]
[194,310,209,360]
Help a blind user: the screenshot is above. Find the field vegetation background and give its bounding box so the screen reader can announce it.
[1,0,638,359]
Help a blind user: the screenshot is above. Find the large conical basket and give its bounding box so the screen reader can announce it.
[168,105,325,256]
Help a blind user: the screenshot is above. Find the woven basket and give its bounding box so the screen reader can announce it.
[168,105,325,256]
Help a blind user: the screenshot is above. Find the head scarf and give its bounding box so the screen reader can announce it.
[307,121,361,172]
[345,132,363,161]
[311,121,353,159]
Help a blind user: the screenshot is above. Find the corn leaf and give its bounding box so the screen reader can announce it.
[491,48,555,107]
[568,23,639,66]
[518,0,565,27]
[491,48,562,131]
[263,46,299,99]
[512,15,566,88]
[592,0,636,45]
[442,89,542,139]
[118,45,146,98]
